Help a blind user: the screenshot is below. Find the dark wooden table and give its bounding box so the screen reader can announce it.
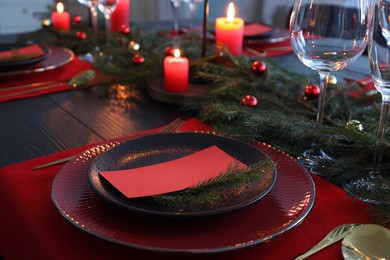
[0,26,371,168]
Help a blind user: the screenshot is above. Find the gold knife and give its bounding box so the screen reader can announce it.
[32,155,76,170]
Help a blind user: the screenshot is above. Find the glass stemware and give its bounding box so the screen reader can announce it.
[183,0,203,32]
[77,0,100,63]
[170,0,183,35]
[290,0,370,126]
[97,0,118,60]
[344,0,390,204]
[290,0,371,175]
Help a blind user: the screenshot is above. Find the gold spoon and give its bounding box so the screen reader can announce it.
[342,224,390,259]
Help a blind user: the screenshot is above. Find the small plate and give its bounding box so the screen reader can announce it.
[88,132,277,217]
[0,44,49,69]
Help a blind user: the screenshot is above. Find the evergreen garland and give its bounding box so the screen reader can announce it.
[28,22,390,223]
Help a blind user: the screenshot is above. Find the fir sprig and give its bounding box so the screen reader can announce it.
[152,160,274,208]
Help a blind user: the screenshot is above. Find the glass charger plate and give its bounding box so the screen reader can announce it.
[88,132,277,217]
[0,45,74,76]
[52,133,315,253]
[0,44,50,69]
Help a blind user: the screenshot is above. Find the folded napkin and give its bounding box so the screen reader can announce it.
[245,40,293,57]
[0,44,46,62]
[0,57,94,103]
[100,145,246,198]
[244,23,274,37]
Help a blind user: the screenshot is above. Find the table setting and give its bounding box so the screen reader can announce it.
[1,0,390,259]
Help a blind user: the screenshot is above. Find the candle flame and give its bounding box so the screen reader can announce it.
[56,2,64,13]
[174,49,181,58]
[227,2,235,23]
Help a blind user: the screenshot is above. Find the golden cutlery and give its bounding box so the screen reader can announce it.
[294,223,361,260]
[341,224,390,259]
[0,81,62,92]
[32,118,185,170]
[0,83,66,99]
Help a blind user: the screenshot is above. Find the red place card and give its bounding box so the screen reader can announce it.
[99,146,246,198]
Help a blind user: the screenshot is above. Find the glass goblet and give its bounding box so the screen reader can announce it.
[344,0,390,204]
[182,0,203,32]
[290,0,371,175]
[76,0,100,63]
[170,0,183,35]
[97,0,118,60]
[290,0,370,126]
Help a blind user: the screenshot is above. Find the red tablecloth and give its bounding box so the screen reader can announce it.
[0,118,373,260]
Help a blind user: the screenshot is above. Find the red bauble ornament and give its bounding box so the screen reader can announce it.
[165,46,175,56]
[119,24,130,34]
[304,84,321,100]
[241,95,258,107]
[73,15,82,23]
[76,31,87,40]
[132,54,145,65]
[251,60,267,74]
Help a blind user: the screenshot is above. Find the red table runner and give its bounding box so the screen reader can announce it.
[0,118,373,260]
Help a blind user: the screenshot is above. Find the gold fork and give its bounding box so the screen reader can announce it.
[32,118,185,170]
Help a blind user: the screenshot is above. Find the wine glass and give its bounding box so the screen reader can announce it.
[344,0,390,204]
[170,0,183,35]
[182,0,203,32]
[290,0,371,175]
[97,0,118,60]
[290,0,370,126]
[76,0,100,63]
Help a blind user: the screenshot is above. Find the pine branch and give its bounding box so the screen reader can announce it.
[153,160,274,208]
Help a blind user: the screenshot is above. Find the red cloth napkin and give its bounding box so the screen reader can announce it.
[244,23,273,37]
[0,44,46,61]
[245,38,293,58]
[0,118,374,260]
[0,57,94,103]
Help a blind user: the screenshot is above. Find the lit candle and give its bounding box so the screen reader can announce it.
[111,0,130,32]
[164,49,189,93]
[215,2,244,56]
[51,3,70,31]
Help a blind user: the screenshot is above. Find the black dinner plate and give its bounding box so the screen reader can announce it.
[88,132,277,217]
[0,43,49,69]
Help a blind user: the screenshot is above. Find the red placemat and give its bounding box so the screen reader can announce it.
[0,118,373,260]
[0,56,94,103]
